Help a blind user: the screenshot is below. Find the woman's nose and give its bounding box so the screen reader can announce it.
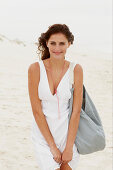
[54,45,61,51]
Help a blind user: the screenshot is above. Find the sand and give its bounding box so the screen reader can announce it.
[0,39,112,170]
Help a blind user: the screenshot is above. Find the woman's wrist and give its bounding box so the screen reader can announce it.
[64,146,73,154]
[65,144,73,151]
[49,142,57,149]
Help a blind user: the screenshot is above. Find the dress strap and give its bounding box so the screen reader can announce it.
[69,61,77,86]
[38,59,46,74]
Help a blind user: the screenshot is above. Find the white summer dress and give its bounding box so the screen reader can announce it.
[31,59,80,170]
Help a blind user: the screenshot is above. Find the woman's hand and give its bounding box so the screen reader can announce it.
[50,145,62,164]
[61,147,73,164]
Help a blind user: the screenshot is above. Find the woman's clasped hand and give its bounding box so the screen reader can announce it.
[50,145,73,164]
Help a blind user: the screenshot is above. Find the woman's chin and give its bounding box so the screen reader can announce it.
[50,53,64,59]
[53,55,62,59]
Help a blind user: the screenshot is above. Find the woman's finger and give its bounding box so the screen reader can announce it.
[53,157,61,163]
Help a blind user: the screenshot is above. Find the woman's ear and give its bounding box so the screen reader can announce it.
[68,42,71,48]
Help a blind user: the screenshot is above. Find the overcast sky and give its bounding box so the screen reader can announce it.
[0,0,112,53]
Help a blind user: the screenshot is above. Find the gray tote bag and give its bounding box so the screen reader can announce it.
[68,62,106,155]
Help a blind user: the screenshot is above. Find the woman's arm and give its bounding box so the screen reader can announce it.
[65,64,83,151]
[28,62,56,149]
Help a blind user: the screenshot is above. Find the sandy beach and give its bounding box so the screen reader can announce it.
[0,39,112,170]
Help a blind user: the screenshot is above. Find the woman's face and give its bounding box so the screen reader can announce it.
[46,33,71,59]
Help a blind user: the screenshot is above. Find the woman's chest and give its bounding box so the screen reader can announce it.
[38,70,72,101]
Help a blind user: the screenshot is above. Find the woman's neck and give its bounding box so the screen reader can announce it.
[49,57,65,70]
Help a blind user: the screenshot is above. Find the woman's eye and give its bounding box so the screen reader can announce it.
[60,43,65,45]
[50,42,65,45]
[50,43,55,45]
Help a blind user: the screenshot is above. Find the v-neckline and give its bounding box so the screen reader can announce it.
[42,60,71,97]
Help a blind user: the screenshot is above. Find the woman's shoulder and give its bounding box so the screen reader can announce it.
[74,63,83,73]
[28,62,40,79]
[70,60,83,72]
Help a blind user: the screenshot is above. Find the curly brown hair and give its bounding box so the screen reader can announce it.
[36,24,74,60]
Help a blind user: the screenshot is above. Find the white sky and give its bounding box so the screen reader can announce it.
[0,0,112,53]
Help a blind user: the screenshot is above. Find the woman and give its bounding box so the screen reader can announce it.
[28,24,83,170]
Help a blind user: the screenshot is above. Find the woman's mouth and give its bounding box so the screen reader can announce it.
[53,52,62,55]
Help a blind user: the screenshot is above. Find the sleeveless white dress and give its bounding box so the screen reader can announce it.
[31,59,80,170]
